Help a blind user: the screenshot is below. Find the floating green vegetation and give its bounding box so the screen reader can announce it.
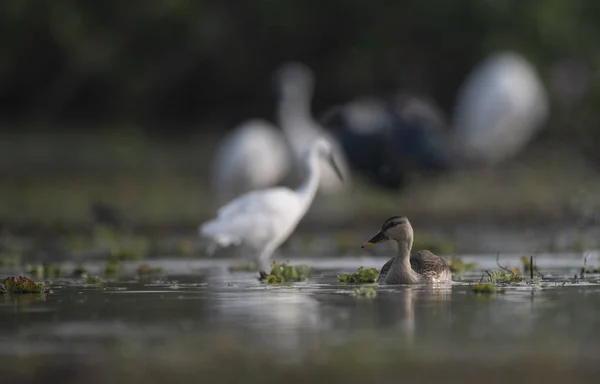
[1,276,49,294]
[486,269,524,284]
[471,283,498,294]
[110,246,145,261]
[445,257,478,276]
[228,261,258,272]
[137,263,165,277]
[338,266,379,284]
[105,259,120,277]
[0,253,21,268]
[413,234,455,255]
[264,262,311,284]
[521,256,532,273]
[72,265,88,277]
[580,253,600,277]
[481,252,542,286]
[84,276,104,285]
[26,264,62,279]
[353,286,377,299]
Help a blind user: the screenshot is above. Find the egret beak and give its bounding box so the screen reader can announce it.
[361,231,387,248]
[328,154,344,181]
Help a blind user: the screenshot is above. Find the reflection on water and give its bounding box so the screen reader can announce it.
[1,258,600,382]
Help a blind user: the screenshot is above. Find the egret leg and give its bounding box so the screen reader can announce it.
[257,247,274,280]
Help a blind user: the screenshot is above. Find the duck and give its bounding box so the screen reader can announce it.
[361,216,451,284]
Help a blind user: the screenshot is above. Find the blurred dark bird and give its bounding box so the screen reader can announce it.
[321,51,548,189]
[322,93,449,189]
[90,200,123,227]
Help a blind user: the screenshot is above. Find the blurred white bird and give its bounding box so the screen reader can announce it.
[274,62,351,194]
[451,51,549,166]
[200,138,343,278]
[210,119,291,204]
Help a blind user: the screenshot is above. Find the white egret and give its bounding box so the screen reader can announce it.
[451,51,549,166]
[274,62,351,195]
[210,119,291,204]
[200,138,343,278]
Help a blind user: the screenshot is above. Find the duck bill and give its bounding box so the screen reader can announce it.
[361,231,387,248]
[328,154,344,181]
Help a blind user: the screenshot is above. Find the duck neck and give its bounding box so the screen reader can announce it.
[396,239,413,269]
[295,151,320,212]
[388,238,419,283]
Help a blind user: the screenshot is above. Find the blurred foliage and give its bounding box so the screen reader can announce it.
[0,0,599,148]
[471,282,498,294]
[353,286,378,299]
[338,266,379,284]
[445,257,478,276]
[264,261,311,283]
[136,263,165,277]
[1,276,49,294]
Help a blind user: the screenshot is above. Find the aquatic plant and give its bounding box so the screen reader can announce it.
[1,276,49,294]
[84,276,104,285]
[26,264,62,279]
[486,269,523,284]
[353,286,377,299]
[445,257,478,276]
[72,265,88,277]
[338,267,379,284]
[105,259,120,277]
[264,262,311,283]
[110,246,145,261]
[137,263,165,276]
[228,261,258,272]
[471,283,498,294]
[521,256,532,273]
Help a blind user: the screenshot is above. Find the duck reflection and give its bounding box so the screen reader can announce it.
[210,288,327,353]
[374,285,453,345]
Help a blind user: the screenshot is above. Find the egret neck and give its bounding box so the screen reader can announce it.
[295,147,321,212]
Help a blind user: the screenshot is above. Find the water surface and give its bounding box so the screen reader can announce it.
[1,255,600,383]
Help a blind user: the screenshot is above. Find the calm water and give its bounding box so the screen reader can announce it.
[1,254,600,383]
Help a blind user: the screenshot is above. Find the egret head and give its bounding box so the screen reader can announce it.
[273,62,315,101]
[311,138,344,181]
[361,216,413,247]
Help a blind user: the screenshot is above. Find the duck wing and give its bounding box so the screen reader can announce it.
[377,257,395,283]
[410,250,450,280]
